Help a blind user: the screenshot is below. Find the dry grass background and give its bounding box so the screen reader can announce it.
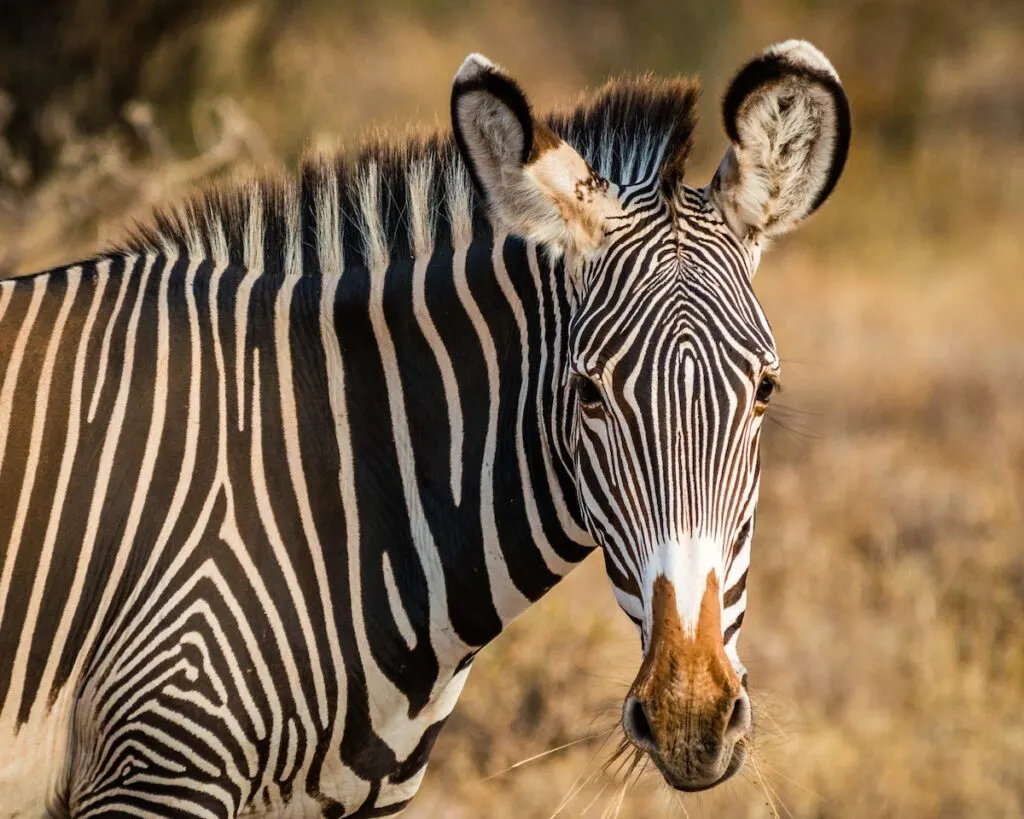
[1,1,1022,816]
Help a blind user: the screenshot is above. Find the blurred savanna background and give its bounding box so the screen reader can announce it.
[1,0,1022,816]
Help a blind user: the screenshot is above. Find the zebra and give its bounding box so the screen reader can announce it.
[0,40,849,817]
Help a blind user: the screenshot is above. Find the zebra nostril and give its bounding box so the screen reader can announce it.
[725,692,750,738]
[626,697,655,749]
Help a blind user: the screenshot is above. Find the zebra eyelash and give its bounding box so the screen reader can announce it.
[572,373,605,408]
[754,373,781,412]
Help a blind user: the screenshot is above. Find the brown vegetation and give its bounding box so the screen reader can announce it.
[1,1,1021,816]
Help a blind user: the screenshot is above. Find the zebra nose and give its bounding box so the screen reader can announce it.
[623,574,751,790]
[623,689,750,751]
[622,687,751,791]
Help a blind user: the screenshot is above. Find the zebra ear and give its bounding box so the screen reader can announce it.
[709,40,851,241]
[451,54,620,254]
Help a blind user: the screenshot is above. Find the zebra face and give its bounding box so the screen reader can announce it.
[453,41,850,792]
[569,194,774,790]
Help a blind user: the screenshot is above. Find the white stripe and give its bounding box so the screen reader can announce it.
[0,276,47,481]
[2,267,81,729]
[44,254,157,716]
[317,272,373,810]
[87,258,134,423]
[309,189,363,804]
[411,253,464,505]
[366,240,469,668]
[234,190,264,431]
[0,280,13,324]
[270,273,330,733]
[382,552,417,651]
[281,717,299,783]
[451,236,530,623]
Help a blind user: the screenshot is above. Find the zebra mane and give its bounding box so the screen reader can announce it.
[119,75,699,269]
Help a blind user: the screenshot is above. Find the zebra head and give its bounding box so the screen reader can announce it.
[452,43,850,792]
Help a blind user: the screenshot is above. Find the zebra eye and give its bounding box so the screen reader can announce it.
[576,376,603,408]
[755,376,776,405]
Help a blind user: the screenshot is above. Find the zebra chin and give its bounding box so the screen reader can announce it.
[643,732,749,793]
[620,574,753,791]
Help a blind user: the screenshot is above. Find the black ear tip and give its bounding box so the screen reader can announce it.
[450,54,535,167]
[722,54,780,145]
[717,41,852,228]
[808,82,852,213]
[722,40,849,148]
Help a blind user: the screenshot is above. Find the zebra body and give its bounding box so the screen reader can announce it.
[0,41,849,817]
[0,231,587,815]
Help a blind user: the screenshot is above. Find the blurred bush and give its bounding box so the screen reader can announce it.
[1,0,1020,270]
[1,0,1021,176]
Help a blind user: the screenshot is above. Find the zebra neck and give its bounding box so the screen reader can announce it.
[324,229,593,669]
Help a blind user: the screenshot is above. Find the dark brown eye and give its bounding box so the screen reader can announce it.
[576,376,603,407]
[756,376,776,404]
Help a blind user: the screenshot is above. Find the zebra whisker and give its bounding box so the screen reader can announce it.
[480,728,614,782]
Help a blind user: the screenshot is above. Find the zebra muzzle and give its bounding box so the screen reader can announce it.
[621,575,751,791]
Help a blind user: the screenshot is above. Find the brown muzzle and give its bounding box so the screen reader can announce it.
[623,572,751,791]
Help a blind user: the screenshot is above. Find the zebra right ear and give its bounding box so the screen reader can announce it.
[451,54,621,254]
[709,41,851,242]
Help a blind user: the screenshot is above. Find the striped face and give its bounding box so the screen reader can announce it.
[569,184,774,788]
[570,184,774,690]
[452,41,849,794]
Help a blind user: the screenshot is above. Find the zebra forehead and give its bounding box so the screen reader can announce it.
[574,274,776,374]
[117,75,700,270]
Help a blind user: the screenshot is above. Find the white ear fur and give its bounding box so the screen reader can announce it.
[451,54,622,254]
[710,40,851,241]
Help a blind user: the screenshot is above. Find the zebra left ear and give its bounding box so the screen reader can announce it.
[709,40,851,241]
[451,54,621,254]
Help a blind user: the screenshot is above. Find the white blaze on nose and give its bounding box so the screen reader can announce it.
[645,538,721,638]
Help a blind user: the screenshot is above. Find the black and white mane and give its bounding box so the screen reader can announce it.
[120,76,699,270]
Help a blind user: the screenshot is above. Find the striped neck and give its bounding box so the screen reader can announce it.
[325,222,595,665]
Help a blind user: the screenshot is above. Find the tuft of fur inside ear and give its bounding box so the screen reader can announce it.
[451,54,621,255]
[451,53,536,202]
[712,40,851,240]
